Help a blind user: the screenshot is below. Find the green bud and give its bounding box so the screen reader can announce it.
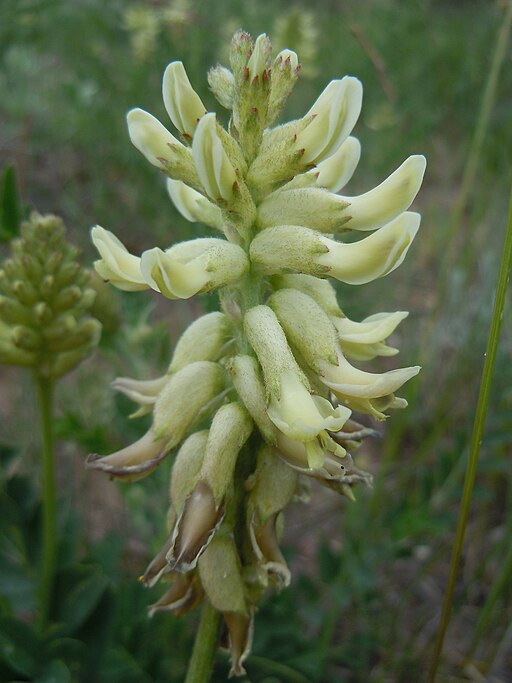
[12,325,42,351]
[208,65,235,110]
[266,49,300,126]
[0,296,32,326]
[12,280,39,306]
[53,285,83,311]
[20,255,44,283]
[0,329,36,367]
[33,302,53,326]
[229,30,254,84]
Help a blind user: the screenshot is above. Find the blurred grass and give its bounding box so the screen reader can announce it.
[1,0,512,681]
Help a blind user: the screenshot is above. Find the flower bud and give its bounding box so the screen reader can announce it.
[86,429,168,481]
[127,109,200,188]
[339,155,426,231]
[0,296,32,326]
[166,179,223,231]
[192,113,237,201]
[266,49,300,125]
[140,238,249,300]
[229,30,254,82]
[0,330,36,367]
[168,312,232,373]
[246,115,310,199]
[257,187,350,232]
[295,77,363,163]
[162,61,207,140]
[91,226,148,291]
[153,360,224,444]
[208,65,235,110]
[12,325,42,351]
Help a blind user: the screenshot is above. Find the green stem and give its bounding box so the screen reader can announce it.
[432,0,512,312]
[428,183,512,682]
[35,372,56,629]
[184,600,221,683]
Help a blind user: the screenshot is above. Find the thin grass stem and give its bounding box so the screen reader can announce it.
[428,184,512,681]
[35,373,56,629]
[433,0,512,309]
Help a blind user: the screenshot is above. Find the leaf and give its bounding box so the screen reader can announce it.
[0,166,21,242]
[0,616,41,677]
[56,566,110,635]
[36,659,72,683]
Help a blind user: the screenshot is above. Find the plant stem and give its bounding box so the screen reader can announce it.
[184,600,221,683]
[432,0,512,311]
[35,372,56,629]
[428,183,512,682]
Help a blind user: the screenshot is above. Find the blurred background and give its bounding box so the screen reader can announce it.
[1,0,512,681]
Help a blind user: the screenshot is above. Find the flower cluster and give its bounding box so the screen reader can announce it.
[88,30,425,676]
[0,213,101,377]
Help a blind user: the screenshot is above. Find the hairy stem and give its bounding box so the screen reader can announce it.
[35,372,56,629]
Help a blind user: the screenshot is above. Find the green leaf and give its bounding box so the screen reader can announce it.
[0,616,41,677]
[0,166,21,242]
[56,566,110,635]
[36,659,72,683]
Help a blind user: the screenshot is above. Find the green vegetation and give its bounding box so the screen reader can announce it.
[1,1,511,681]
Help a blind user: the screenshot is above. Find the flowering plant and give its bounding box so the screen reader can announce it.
[88,30,425,679]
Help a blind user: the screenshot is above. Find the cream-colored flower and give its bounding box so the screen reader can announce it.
[295,77,363,163]
[166,179,224,230]
[140,238,249,299]
[192,113,237,201]
[127,108,183,168]
[162,61,207,140]
[250,212,420,285]
[91,226,147,291]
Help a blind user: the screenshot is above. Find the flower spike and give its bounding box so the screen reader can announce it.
[88,28,425,676]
